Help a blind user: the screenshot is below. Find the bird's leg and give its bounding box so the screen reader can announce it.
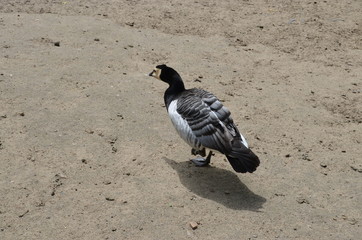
[191,150,213,167]
[206,150,214,162]
[191,148,197,156]
[191,148,206,157]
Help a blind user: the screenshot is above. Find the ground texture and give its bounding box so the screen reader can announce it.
[0,1,361,239]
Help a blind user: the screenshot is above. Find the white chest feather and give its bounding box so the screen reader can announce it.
[168,100,201,149]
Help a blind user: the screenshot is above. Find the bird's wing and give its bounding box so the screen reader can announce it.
[176,89,237,154]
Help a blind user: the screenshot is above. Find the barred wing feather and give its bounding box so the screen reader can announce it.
[176,89,238,154]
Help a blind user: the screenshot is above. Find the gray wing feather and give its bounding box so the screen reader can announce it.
[177,89,238,154]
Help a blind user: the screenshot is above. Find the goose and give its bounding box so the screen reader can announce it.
[149,64,260,173]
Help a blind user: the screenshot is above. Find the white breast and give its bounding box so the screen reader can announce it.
[168,100,201,149]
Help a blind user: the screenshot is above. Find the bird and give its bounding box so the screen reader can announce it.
[149,64,260,173]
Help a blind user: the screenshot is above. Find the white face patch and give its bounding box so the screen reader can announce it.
[151,68,162,80]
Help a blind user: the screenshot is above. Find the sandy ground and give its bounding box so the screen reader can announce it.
[0,1,361,239]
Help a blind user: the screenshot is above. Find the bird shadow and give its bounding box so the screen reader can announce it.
[164,157,266,211]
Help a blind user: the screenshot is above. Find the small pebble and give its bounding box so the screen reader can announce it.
[296,197,309,204]
[55,173,67,179]
[85,129,94,134]
[320,163,327,168]
[108,137,118,145]
[54,41,60,47]
[350,165,362,173]
[302,154,311,161]
[189,221,198,230]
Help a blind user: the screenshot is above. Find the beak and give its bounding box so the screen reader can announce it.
[148,70,154,77]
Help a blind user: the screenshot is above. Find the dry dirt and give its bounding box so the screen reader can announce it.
[0,1,361,239]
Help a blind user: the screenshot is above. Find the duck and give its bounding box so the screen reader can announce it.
[149,64,260,173]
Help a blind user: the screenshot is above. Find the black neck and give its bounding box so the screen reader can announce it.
[164,75,185,108]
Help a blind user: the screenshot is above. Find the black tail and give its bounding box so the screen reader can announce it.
[226,146,260,173]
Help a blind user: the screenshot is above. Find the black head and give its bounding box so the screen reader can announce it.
[149,64,181,84]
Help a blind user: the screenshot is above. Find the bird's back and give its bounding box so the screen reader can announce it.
[176,88,248,153]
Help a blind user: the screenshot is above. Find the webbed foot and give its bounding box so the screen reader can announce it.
[191,157,210,167]
[190,151,213,167]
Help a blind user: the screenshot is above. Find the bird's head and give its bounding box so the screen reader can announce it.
[149,64,181,84]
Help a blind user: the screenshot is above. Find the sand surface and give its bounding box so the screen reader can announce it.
[0,1,361,239]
